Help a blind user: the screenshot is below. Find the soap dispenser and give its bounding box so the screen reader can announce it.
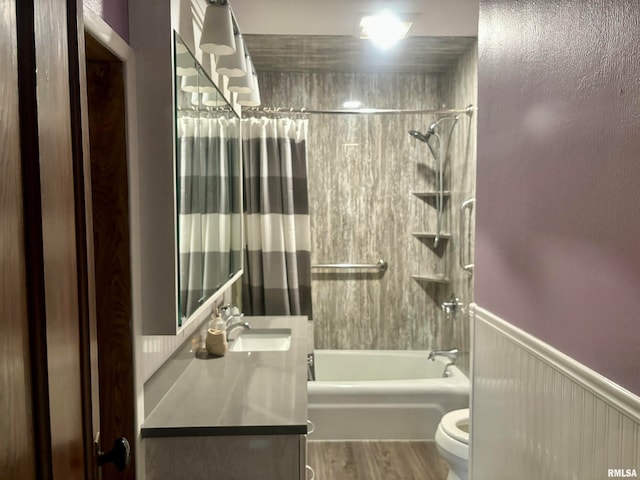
[205,308,227,356]
[211,308,227,341]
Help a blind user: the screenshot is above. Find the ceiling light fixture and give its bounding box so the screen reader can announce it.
[237,68,261,106]
[342,100,362,109]
[227,55,255,94]
[216,33,248,77]
[194,1,261,103]
[360,11,412,50]
[200,1,236,55]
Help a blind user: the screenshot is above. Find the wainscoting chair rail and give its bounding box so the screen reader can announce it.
[311,259,388,272]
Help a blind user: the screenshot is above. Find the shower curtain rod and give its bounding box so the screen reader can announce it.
[242,105,476,116]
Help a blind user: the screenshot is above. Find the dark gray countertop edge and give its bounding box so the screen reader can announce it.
[141,424,308,438]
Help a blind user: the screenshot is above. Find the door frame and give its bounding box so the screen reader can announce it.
[82,10,145,479]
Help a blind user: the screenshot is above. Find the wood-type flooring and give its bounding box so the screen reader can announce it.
[307,441,449,480]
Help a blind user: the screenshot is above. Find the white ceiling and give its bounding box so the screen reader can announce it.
[230,0,479,37]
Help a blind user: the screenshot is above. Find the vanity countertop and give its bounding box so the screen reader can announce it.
[141,316,308,438]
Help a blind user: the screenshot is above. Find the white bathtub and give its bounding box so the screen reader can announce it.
[307,350,469,440]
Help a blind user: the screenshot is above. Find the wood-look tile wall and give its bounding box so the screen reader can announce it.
[257,54,476,352]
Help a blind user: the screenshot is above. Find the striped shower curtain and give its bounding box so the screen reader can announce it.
[242,117,312,318]
[178,114,235,321]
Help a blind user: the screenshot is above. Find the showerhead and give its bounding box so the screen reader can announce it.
[410,115,460,144]
[408,129,435,143]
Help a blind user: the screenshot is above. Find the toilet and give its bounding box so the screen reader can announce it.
[435,408,470,480]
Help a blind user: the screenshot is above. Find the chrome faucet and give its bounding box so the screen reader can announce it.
[226,321,251,340]
[441,294,463,315]
[221,304,244,325]
[428,348,459,362]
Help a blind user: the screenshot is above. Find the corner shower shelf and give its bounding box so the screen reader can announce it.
[411,274,450,284]
[411,191,451,200]
[412,232,452,240]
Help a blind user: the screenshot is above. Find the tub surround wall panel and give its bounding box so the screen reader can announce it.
[441,42,478,375]
[476,0,640,394]
[471,305,640,479]
[258,72,452,351]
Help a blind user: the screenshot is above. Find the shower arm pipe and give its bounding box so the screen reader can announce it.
[425,115,458,248]
[437,116,459,247]
[430,131,443,249]
[243,105,476,116]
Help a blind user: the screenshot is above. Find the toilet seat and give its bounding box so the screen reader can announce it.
[440,408,469,445]
[435,408,470,480]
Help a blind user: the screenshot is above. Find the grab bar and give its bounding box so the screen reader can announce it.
[311,258,388,272]
[459,198,475,274]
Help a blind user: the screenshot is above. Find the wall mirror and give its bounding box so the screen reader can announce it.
[174,33,243,327]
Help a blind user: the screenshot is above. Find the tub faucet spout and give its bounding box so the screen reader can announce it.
[428,348,458,362]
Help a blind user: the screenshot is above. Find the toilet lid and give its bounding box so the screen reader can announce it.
[441,408,470,445]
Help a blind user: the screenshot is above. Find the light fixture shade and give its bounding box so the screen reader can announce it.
[175,41,188,54]
[198,53,220,94]
[181,74,200,93]
[200,80,220,95]
[202,92,226,107]
[175,52,198,76]
[216,34,247,77]
[199,3,236,55]
[227,56,254,93]
[237,69,260,106]
[237,87,261,107]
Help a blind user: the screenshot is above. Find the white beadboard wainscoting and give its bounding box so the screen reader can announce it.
[471,305,640,480]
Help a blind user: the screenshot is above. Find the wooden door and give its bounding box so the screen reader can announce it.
[1,0,130,478]
[85,32,136,480]
[0,0,38,477]
[36,0,92,474]
[7,0,91,477]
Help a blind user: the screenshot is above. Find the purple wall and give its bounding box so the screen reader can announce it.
[84,0,129,42]
[476,0,640,394]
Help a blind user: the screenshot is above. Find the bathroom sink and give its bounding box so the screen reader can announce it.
[229,328,292,352]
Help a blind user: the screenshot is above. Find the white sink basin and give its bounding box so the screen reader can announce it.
[229,328,292,352]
